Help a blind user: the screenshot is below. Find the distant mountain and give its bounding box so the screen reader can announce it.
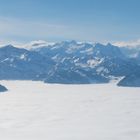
[120,46,140,62]
[0,41,140,86]
[32,41,140,84]
[118,71,140,87]
[0,84,8,92]
[0,45,54,80]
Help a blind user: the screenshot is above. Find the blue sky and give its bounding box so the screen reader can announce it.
[0,0,140,43]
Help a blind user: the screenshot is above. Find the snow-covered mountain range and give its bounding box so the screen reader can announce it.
[0,41,140,86]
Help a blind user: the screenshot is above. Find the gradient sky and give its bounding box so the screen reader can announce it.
[0,0,140,43]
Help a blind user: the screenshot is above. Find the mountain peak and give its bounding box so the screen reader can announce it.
[106,43,112,46]
[60,40,77,46]
[0,44,25,51]
[2,44,15,49]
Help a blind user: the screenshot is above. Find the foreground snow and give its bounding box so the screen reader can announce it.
[0,81,140,140]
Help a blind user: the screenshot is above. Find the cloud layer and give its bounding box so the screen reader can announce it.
[113,39,140,47]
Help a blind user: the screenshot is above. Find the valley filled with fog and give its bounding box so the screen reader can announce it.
[0,81,140,140]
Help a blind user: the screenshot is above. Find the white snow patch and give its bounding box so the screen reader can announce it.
[52,54,59,60]
[96,66,109,74]
[73,58,79,63]
[75,63,88,68]
[20,54,27,60]
[80,48,93,55]
[1,58,14,63]
[66,44,84,54]
[87,58,104,68]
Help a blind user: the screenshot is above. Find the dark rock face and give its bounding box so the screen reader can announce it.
[0,85,8,92]
[118,72,140,87]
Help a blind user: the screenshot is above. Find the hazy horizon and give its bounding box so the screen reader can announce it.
[0,0,140,43]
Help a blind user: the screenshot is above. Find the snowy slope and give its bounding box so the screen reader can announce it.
[0,81,140,140]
